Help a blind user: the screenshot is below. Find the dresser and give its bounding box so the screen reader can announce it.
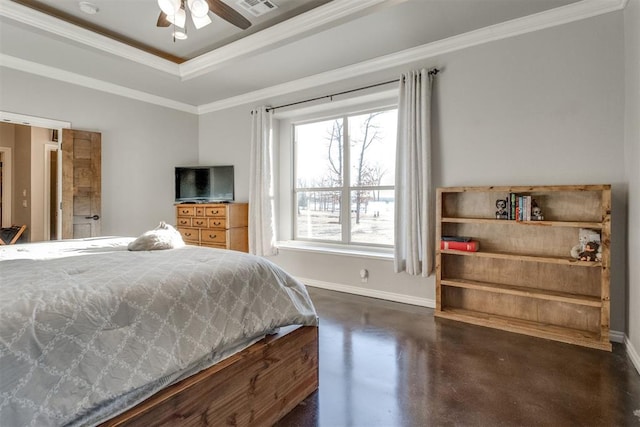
[175,203,248,252]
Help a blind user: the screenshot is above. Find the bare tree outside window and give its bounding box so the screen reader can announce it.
[294,108,397,246]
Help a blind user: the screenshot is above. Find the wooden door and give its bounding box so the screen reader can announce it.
[61,129,101,239]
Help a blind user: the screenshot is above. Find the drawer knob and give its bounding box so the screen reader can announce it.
[185,232,192,236]
[213,210,219,214]
[214,221,221,226]
[209,234,217,238]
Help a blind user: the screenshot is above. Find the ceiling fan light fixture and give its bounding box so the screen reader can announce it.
[192,14,212,29]
[157,0,180,16]
[187,0,209,18]
[172,30,188,40]
[167,7,187,28]
[78,1,99,15]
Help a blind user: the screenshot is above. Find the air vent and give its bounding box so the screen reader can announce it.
[236,0,277,17]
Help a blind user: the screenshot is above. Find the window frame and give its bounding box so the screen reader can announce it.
[291,105,398,248]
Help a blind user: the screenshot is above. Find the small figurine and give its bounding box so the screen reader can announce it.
[495,198,508,219]
[579,241,600,261]
[531,204,544,221]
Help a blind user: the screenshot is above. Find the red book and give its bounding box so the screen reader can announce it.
[440,240,479,252]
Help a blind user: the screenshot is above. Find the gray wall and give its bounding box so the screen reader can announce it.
[624,0,640,358]
[0,69,199,236]
[198,106,251,203]
[199,12,628,332]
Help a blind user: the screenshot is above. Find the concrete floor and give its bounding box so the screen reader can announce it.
[276,287,640,427]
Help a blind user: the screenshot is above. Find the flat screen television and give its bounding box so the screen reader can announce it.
[175,165,235,203]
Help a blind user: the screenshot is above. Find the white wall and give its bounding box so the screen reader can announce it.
[0,68,199,236]
[199,12,628,332]
[624,0,640,366]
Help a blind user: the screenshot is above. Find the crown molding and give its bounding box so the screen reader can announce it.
[179,0,404,80]
[0,0,399,81]
[0,0,180,76]
[0,54,198,114]
[199,0,627,114]
[1,0,626,115]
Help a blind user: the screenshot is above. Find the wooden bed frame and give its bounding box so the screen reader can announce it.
[100,325,318,427]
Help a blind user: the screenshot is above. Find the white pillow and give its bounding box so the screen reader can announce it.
[128,222,185,251]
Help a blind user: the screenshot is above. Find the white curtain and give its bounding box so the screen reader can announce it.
[394,68,434,276]
[249,106,277,256]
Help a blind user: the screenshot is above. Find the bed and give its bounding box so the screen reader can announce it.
[0,237,319,426]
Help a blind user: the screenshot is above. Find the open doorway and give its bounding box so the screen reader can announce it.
[0,111,69,242]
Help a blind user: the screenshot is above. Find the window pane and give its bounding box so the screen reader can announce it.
[350,190,394,245]
[296,191,342,241]
[295,118,344,189]
[349,110,397,187]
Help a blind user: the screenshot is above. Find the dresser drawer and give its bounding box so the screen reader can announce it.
[195,207,205,216]
[201,229,226,245]
[192,217,208,228]
[177,227,200,243]
[208,218,226,228]
[205,206,227,217]
[176,206,195,216]
[176,217,192,227]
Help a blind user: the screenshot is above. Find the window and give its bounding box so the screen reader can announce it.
[293,108,397,246]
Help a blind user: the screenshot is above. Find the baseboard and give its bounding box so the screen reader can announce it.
[610,330,625,344]
[299,277,435,308]
[625,335,640,376]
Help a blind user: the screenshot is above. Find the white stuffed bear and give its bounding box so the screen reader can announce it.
[128,221,185,251]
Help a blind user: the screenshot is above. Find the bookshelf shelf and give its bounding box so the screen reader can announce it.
[441,217,603,229]
[440,249,602,267]
[441,279,603,307]
[436,308,611,351]
[435,184,611,351]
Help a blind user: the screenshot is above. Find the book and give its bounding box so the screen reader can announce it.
[515,195,533,221]
[510,193,517,220]
[441,235,472,242]
[440,240,479,251]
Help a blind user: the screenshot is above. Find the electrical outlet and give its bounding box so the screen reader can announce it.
[360,268,368,283]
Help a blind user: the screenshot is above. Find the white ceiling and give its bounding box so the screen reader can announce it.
[1,0,617,112]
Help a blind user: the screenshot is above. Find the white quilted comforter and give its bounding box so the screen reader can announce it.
[0,238,318,426]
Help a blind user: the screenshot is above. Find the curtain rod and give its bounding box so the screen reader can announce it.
[262,68,440,113]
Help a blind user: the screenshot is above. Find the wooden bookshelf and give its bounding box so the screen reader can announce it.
[435,185,611,351]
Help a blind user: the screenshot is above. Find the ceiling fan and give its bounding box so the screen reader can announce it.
[157,0,251,40]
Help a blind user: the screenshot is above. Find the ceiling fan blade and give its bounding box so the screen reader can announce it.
[157,11,171,27]
[206,0,251,30]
